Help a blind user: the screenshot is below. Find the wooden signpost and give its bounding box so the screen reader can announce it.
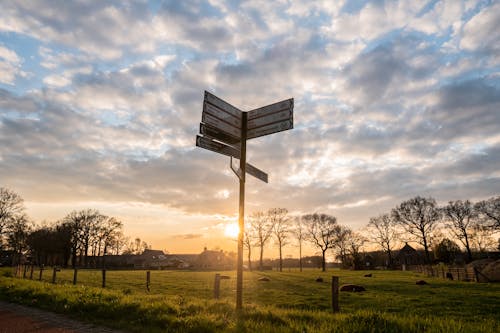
[195,91,294,310]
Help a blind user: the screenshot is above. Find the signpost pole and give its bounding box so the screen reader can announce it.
[236,112,247,310]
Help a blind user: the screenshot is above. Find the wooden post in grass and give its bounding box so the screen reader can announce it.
[30,265,34,279]
[39,266,44,281]
[52,267,57,284]
[73,268,78,285]
[332,276,339,313]
[214,273,221,299]
[146,271,151,292]
[102,269,106,288]
[23,265,28,278]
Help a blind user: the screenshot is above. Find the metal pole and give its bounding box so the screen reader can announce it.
[236,112,247,310]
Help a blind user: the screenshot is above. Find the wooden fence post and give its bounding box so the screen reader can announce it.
[30,265,34,279]
[73,268,78,285]
[102,269,106,288]
[52,267,57,284]
[214,273,221,299]
[332,276,339,313]
[23,265,29,279]
[146,271,151,292]
[39,266,44,281]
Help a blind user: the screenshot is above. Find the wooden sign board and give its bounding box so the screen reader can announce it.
[196,135,240,158]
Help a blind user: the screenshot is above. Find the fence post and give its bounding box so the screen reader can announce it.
[73,268,78,285]
[146,271,151,292]
[332,276,340,313]
[214,273,221,299]
[23,265,28,278]
[30,265,34,279]
[102,269,106,288]
[52,267,57,284]
[39,266,44,281]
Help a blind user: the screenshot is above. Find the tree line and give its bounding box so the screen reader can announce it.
[242,196,499,272]
[0,187,151,267]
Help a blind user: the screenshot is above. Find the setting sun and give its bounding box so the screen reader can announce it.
[224,223,240,238]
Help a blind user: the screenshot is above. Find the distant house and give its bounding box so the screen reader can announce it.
[395,243,423,267]
[196,247,236,270]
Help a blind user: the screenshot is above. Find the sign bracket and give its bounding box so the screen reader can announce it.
[230,156,243,180]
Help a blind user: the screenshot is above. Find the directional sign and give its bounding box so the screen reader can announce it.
[200,123,240,145]
[196,135,240,158]
[246,163,268,183]
[248,98,293,120]
[203,101,242,128]
[204,91,242,120]
[247,120,293,139]
[247,109,292,130]
[202,112,241,138]
[230,157,268,183]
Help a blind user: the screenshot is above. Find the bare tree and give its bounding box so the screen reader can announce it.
[243,229,253,271]
[249,211,273,271]
[475,196,500,230]
[269,208,290,272]
[303,213,338,272]
[0,188,25,247]
[392,196,441,264]
[293,216,306,272]
[442,200,475,261]
[63,209,104,267]
[6,214,32,265]
[367,214,399,267]
[332,225,351,268]
[470,223,496,252]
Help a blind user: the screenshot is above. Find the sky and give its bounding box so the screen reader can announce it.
[0,0,499,256]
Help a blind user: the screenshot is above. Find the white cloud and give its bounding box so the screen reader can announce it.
[0,45,25,84]
[460,2,500,53]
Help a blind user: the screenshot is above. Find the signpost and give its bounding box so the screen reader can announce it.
[195,91,293,310]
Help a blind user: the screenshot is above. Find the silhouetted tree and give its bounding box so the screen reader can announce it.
[475,196,500,230]
[367,214,399,267]
[303,213,338,272]
[442,200,475,262]
[243,229,252,271]
[293,216,306,272]
[269,208,290,272]
[433,238,461,264]
[392,196,441,264]
[0,187,25,249]
[249,211,273,270]
[6,214,32,265]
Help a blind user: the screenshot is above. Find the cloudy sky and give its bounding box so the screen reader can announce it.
[1,0,499,255]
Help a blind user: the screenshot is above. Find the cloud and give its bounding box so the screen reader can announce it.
[460,2,500,54]
[0,45,26,84]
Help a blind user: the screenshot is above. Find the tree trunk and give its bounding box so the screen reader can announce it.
[464,234,472,262]
[299,240,303,272]
[259,244,264,271]
[247,247,252,271]
[422,234,431,264]
[278,241,283,272]
[321,249,326,272]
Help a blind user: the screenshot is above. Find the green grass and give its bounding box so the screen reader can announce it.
[1,267,499,332]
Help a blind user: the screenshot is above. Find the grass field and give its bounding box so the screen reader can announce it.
[0,267,499,332]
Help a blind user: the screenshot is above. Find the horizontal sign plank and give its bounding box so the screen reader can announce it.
[200,123,240,145]
[204,91,242,119]
[196,135,240,158]
[246,163,268,183]
[247,109,292,130]
[204,101,242,128]
[202,113,241,138]
[247,98,293,120]
[247,119,293,139]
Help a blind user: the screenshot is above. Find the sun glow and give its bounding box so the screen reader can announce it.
[224,223,240,238]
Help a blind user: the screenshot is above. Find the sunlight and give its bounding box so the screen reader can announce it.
[224,223,240,238]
